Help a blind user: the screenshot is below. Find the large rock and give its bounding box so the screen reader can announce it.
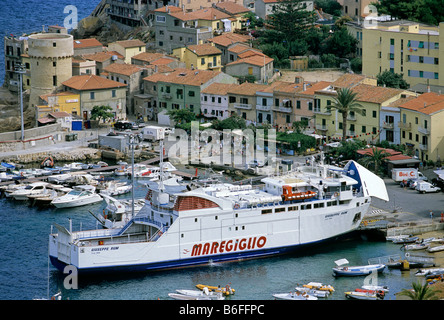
[72,16,105,39]
[0,87,34,133]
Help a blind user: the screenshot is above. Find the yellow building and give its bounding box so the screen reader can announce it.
[398,92,444,162]
[314,74,413,142]
[108,39,146,64]
[362,20,444,88]
[172,44,222,71]
[37,92,81,118]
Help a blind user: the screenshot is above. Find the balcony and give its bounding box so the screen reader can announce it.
[161,93,172,100]
[418,126,430,135]
[272,106,292,113]
[234,103,252,110]
[398,121,411,131]
[382,122,394,129]
[315,124,327,131]
[313,108,331,115]
[419,143,428,151]
[256,104,271,111]
[347,114,357,121]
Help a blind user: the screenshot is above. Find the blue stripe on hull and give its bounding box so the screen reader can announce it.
[49,233,352,274]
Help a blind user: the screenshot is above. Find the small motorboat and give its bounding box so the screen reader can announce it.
[195,284,235,296]
[361,285,389,293]
[168,293,212,300]
[294,287,330,298]
[386,235,410,242]
[11,182,49,201]
[402,243,430,251]
[393,236,419,244]
[99,181,132,196]
[302,282,334,293]
[175,288,224,300]
[415,268,444,277]
[427,244,444,253]
[272,292,318,300]
[51,185,102,208]
[345,290,385,300]
[332,264,386,277]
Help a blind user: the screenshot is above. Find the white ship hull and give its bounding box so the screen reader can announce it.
[49,160,388,274]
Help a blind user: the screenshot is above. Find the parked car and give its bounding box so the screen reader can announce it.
[248,159,265,168]
[416,181,441,193]
[114,121,133,131]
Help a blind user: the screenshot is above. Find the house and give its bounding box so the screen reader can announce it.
[37,91,81,118]
[62,75,128,121]
[172,43,222,71]
[254,0,314,20]
[313,74,415,143]
[73,38,103,55]
[82,51,125,76]
[227,82,269,125]
[225,51,274,83]
[208,32,252,65]
[108,39,146,64]
[72,57,96,76]
[398,92,444,162]
[201,82,239,120]
[338,0,374,20]
[143,68,237,120]
[175,0,245,13]
[102,63,149,115]
[213,1,252,31]
[154,6,231,53]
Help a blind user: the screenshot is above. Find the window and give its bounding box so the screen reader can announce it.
[390,39,394,45]
[53,42,56,47]
[420,71,424,78]
[435,73,439,79]
[156,15,166,23]
[112,90,116,98]
[409,132,412,140]
[229,96,236,103]
[419,56,424,63]
[361,125,366,133]
[188,90,195,97]
[296,100,301,109]
[419,41,424,48]
[389,53,394,60]
[435,58,439,65]
[275,98,279,106]
[201,58,205,65]
[262,209,272,214]
[435,43,439,49]
[372,110,377,118]
[159,41,163,46]
[52,76,57,86]
[308,102,313,110]
[90,92,95,100]
[53,61,57,67]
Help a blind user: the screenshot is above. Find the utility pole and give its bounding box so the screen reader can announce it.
[15,63,26,141]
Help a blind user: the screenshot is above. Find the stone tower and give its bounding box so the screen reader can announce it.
[28,33,73,108]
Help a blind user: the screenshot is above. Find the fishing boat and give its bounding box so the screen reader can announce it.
[48,157,389,274]
[51,185,102,208]
[272,292,318,300]
[427,244,444,253]
[345,290,385,300]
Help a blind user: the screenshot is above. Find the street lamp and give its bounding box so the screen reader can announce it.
[14,63,26,141]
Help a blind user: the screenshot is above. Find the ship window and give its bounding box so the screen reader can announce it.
[288,206,298,211]
[301,204,311,210]
[235,226,239,231]
[235,213,238,218]
[215,216,218,220]
[242,226,245,230]
[262,209,272,214]
[314,203,324,208]
[181,233,184,238]
[195,218,198,222]
[275,207,285,213]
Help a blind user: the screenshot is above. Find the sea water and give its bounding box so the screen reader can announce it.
[0,176,425,300]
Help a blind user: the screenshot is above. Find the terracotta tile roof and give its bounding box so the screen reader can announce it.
[398,92,444,115]
[143,68,222,86]
[154,5,183,13]
[215,1,250,14]
[237,49,265,59]
[209,32,252,47]
[49,111,72,118]
[150,57,176,65]
[190,7,231,20]
[272,81,306,94]
[103,63,143,76]
[131,52,165,63]
[331,74,366,88]
[73,38,103,49]
[299,81,331,96]
[226,54,273,67]
[227,82,269,96]
[351,84,404,104]
[62,75,127,91]
[202,82,239,95]
[40,91,78,102]
[227,43,251,53]
[357,147,401,156]
[386,95,416,108]
[114,39,146,48]
[187,44,222,56]
[83,51,124,62]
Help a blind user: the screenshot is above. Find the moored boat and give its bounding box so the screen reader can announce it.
[393,236,419,244]
[175,288,224,300]
[51,185,102,208]
[332,264,386,277]
[195,284,235,296]
[427,244,444,253]
[272,292,318,300]
[345,290,385,300]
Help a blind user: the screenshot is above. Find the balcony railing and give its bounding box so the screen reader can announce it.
[256,105,271,111]
[419,143,428,151]
[382,122,394,129]
[418,126,430,135]
[234,103,252,110]
[315,124,327,131]
[313,108,331,115]
[272,106,292,113]
[398,121,411,131]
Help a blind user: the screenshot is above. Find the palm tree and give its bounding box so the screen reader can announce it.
[359,147,391,174]
[330,87,363,142]
[398,281,437,300]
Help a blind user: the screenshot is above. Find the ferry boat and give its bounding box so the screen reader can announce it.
[49,158,388,274]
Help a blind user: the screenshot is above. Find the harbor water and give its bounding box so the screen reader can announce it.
[0,176,426,300]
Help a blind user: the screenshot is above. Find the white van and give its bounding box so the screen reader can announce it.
[416,181,441,193]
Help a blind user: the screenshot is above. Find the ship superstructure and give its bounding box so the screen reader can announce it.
[49,160,388,274]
